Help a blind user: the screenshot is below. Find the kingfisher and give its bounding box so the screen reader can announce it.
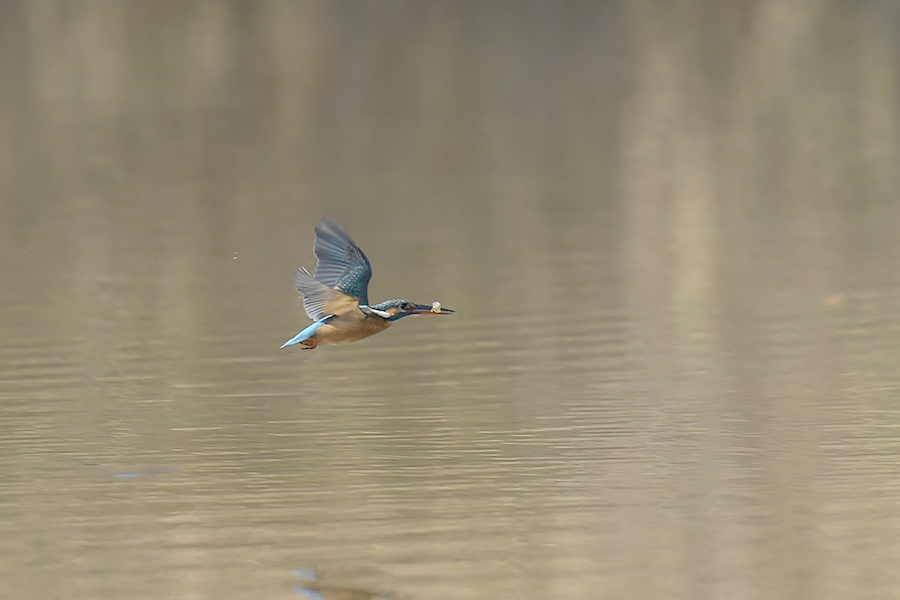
[281,217,455,350]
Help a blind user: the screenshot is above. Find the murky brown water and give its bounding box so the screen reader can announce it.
[2,2,900,599]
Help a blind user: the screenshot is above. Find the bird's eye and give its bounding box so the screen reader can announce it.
[400,302,412,311]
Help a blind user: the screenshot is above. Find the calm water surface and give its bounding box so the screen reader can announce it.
[2,2,900,599]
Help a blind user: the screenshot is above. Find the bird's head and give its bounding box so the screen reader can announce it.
[370,299,456,321]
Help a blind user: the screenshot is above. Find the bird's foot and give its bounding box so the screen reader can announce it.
[301,339,317,350]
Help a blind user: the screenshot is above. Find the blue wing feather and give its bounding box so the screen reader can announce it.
[313,217,372,305]
[293,267,342,321]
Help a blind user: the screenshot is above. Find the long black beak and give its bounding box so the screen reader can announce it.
[411,303,456,315]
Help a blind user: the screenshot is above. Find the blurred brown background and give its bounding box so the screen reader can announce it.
[1,2,900,599]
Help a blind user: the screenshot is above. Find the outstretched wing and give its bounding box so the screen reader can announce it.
[293,267,342,321]
[313,216,372,305]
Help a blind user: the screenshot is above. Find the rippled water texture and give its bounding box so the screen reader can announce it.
[2,2,900,599]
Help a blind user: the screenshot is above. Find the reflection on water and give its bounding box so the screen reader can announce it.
[2,1,900,599]
[293,567,393,600]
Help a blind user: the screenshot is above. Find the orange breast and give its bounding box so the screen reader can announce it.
[315,299,392,345]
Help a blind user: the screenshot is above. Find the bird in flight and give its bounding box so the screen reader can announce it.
[281,217,455,350]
